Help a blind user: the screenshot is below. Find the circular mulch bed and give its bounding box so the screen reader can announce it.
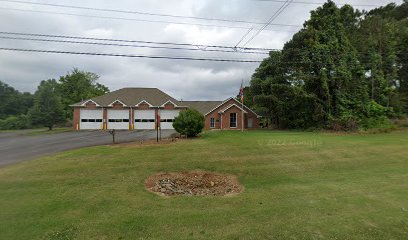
[145,170,243,196]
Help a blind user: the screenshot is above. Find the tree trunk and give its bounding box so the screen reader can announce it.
[48,125,53,131]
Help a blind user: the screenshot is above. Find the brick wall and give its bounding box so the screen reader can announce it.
[204,98,259,130]
[136,103,150,110]
[163,103,175,109]
[111,103,124,109]
[205,111,221,129]
[73,107,80,130]
[73,98,259,131]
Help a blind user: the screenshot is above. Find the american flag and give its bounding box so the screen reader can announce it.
[239,80,244,103]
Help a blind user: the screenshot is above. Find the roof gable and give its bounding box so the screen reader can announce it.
[205,97,260,117]
[182,101,223,115]
[135,100,153,107]
[108,99,127,107]
[161,100,178,107]
[219,104,248,113]
[81,99,100,107]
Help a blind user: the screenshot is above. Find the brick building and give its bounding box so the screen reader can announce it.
[71,88,260,130]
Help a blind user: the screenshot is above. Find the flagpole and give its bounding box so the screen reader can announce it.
[241,98,244,132]
[241,79,244,132]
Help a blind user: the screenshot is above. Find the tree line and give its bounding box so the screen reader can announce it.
[0,69,109,130]
[246,0,408,130]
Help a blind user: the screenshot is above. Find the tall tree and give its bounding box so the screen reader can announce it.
[0,81,34,119]
[397,18,408,113]
[29,80,65,130]
[58,68,109,118]
[251,1,371,129]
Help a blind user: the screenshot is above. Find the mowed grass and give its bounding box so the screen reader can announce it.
[0,130,407,240]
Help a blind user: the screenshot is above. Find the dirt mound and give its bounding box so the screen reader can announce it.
[145,170,243,196]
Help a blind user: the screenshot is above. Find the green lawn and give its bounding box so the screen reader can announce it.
[0,130,407,240]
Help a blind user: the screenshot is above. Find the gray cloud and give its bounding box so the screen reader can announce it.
[0,0,402,100]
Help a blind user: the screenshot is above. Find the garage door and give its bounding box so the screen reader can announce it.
[134,110,155,129]
[160,110,180,129]
[80,109,103,130]
[107,109,130,129]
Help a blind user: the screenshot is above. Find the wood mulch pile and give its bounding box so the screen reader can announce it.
[145,170,243,196]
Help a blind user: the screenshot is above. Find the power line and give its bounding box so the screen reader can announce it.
[0,35,270,55]
[242,0,293,47]
[0,7,302,31]
[0,47,264,62]
[0,31,279,51]
[0,0,301,26]
[253,0,382,8]
[234,26,255,48]
[238,0,293,48]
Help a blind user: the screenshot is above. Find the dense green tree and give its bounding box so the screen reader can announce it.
[0,81,34,119]
[249,0,407,130]
[173,109,205,137]
[251,1,369,128]
[397,18,408,113]
[58,68,109,118]
[0,114,31,130]
[29,80,65,130]
[0,69,108,130]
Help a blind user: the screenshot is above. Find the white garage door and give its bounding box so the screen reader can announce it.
[80,109,103,130]
[160,110,180,129]
[107,109,130,130]
[134,110,155,129]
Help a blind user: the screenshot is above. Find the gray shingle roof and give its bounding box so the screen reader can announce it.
[182,101,223,115]
[71,88,182,107]
[70,88,259,117]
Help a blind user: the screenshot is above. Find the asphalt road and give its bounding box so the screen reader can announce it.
[0,129,176,167]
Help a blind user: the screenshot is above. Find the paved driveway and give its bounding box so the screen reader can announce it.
[0,129,176,167]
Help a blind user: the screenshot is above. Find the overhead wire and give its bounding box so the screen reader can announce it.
[241,0,293,47]
[0,47,265,62]
[0,6,301,32]
[0,35,270,55]
[234,0,292,48]
[0,0,301,26]
[0,31,279,51]
[252,0,382,8]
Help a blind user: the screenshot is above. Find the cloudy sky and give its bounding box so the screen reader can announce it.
[0,0,403,100]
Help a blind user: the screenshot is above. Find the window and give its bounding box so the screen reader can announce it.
[81,119,103,123]
[109,119,129,122]
[140,119,155,123]
[210,118,215,128]
[160,119,174,122]
[230,113,237,128]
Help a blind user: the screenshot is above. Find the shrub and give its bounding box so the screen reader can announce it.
[359,117,397,133]
[172,109,205,137]
[393,118,408,128]
[328,115,359,131]
[358,101,396,131]
[0,114,31,130]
